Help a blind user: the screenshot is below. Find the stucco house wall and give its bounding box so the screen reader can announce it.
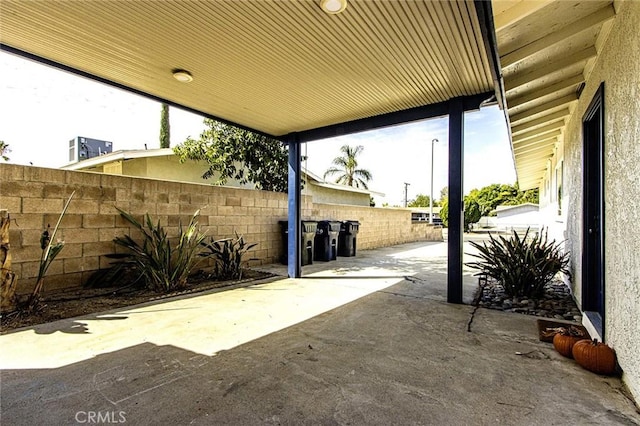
[538,0,640,401]
[64,150,374,207]
[303,182,370,206]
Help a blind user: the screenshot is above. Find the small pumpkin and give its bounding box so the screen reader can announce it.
[572,339,617,375]
[553,333,587,358]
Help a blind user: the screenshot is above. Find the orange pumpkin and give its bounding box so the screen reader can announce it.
[572,339,617,375]
[553,333,587,358]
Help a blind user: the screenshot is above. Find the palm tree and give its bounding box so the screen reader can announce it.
[0,140,10,162]
[323,144,372,189]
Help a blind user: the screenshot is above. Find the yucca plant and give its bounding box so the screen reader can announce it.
[466,228,569,298]
[114,208,206,292]
[200,232,258,280]
[28,191,75,309]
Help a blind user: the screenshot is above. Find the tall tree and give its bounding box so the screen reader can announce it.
[439,182,540,229]
[159,103,171,148]
[173,119,288,192]
[323,144,372,189]
[0,141,10,162]
[408,194,438,208]
[440,186,449,204]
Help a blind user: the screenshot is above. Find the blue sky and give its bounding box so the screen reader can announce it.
[0,52,515,206]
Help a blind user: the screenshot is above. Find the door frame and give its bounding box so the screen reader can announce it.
[581,82,605,339]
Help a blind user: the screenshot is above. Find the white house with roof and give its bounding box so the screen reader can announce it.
[61,148,382,207]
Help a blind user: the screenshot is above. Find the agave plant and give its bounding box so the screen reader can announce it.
[200,232,258,280]
[114,208,206,292]
[466,228,570,298]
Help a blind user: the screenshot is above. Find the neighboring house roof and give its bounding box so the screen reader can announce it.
[61,148,385,197]
[494,203,539,213]
[61,148,174,170]
[303,168,384,197]
[410,207,442,214]
[493,203,539,217]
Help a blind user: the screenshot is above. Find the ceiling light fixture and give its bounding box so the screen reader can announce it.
[172,69,193,83]
[320,0,347,14]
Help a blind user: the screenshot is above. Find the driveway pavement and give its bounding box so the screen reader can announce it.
[1,240,638,425]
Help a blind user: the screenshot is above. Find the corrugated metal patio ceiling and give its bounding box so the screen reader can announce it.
[493,0,617,189]
[0,0,495,139]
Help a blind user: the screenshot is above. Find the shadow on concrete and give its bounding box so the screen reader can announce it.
[2,286,638,425]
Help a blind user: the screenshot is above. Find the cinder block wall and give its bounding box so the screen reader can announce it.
[0,164,439,294]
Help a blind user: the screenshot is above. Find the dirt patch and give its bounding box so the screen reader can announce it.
[1,269,277,333]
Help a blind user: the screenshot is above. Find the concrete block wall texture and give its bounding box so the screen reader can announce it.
[0,164,436,295]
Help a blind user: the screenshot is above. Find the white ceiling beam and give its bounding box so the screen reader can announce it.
[514,131,560,148]
[511,109,570,134]
[510,94,577,124]
[508,74,584,109]
[501,5,616,68]
[493,0,555,32]
[515,142,556,157]
[518,180,543,191]
[513,135,560,155]
[505,46,597,92]
[512,123,563,143]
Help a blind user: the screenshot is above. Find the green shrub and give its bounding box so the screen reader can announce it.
[200,232,257,280]
[466,228,569,298]
[113,208,207,292]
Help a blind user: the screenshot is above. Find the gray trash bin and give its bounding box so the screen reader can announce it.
[314,220,341,261]
[279,220,317,265]
[338,220,360,257]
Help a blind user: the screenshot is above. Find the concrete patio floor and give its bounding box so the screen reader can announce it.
[1,240,639,425]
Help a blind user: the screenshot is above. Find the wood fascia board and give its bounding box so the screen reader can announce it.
[507,74,584,109]
[493,0,554,32]
[501,4,616,68]
[510,94,578,124]
[505,46,597,92]
[511,109,569,134]
[512,123,563,143]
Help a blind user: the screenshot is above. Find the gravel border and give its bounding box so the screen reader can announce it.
[474,278,582,322]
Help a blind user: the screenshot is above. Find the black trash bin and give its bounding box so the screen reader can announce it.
[338,220,360,257]
[314,220,341,261]
[279,220,317,266]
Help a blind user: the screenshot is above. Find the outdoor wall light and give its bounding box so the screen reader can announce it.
[172,69,193,83]
[320,0,347,14]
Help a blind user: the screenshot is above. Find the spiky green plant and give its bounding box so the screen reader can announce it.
[114,208,206,292]
[28,191,75,308]
[466,228,570,298]
[200,232,257,280]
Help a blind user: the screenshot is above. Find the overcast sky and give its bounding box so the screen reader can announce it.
[0,52,515,206]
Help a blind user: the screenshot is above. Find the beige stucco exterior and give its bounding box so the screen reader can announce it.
[537,0,640,401]
[64,150,374,207]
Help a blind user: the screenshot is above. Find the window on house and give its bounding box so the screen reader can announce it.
[556,160,563,215]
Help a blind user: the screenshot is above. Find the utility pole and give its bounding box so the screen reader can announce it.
[430,138,439,223]
[404,182,410,207]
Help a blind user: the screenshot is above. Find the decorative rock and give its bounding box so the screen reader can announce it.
[474,279,581,321]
